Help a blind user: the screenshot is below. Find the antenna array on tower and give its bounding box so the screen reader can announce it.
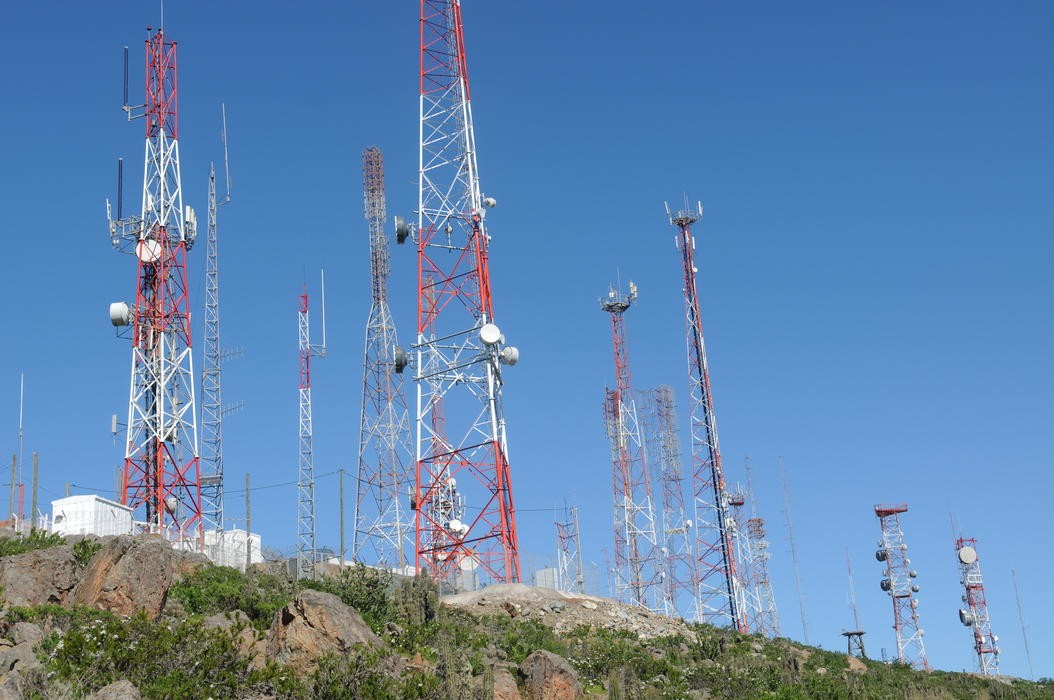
[954,536,1000,675]
[874,504,928,670]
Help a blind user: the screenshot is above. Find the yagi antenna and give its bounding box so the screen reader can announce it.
[221,104,232,203]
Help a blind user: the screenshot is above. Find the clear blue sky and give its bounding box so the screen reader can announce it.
[1,1,1051,679]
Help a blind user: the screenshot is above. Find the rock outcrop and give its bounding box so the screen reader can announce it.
[520,650,582,700]
[72,536,205,618]
[88,679,142,700]
[0,545,79,607]
[264,590,380,673]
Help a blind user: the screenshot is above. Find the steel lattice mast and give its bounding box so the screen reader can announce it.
[644,385,695,617]
[743,458,779,637]
[555,503,585,594]
[843,548,867,658]
[666,201,744,631]
[727,489,752,632]
[955,536,1000,675]
[874,504,929,670]
[353,147,414,568]
[409,0,521,586]
[601,282,663,611]
[297,285,326,579]
[107,26,201,545]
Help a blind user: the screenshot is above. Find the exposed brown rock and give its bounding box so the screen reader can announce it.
[520,650,582,700]
[264,589,380,673]
[493,665,524,700]
[847,655,867,673]
[72,536,205,618]
[88,679,142,699]
[0,545,79,606]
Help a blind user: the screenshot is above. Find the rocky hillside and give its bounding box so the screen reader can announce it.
[0,531,1049,699]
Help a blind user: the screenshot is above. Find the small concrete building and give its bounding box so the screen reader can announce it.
[204,529,263,571]
[50,495,133,537]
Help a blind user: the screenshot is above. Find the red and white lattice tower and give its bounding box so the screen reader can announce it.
[644,385,696,617]
[743,458,780,637]
[353,147,414,569]
[408,0,520,586]
[955,537,1000,675]
[666,201,745,631]
[107,26,201,546]
[601,282,663,611]
[297,283,327,580]
[874,504,929,670]
[555,503,585,594]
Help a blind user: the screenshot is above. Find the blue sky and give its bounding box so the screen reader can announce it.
[1,1,1051,679]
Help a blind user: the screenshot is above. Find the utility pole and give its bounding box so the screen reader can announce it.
[8,455,15,524]
[244,473,251,573]
[107,24,201,547]
[405,0,522,587]
[339,468,346,565]
[30,453,38,531]
[666,201,744,632]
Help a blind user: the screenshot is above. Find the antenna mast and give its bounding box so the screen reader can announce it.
[200,106,233,536]
[555,502,585,594]
[353,146,413,568]
[107,25,201,546]
[1011,569,1034,679]
[843,548,867,658]
[874,504,929,670]
[779,457,809,643]
[666,201,745,631]
[742,458,779,637]
[954,536,1000,675]
[297,278,327,579]
[643,385,695,617]
[600,281,663,612]
[408,0,521,586]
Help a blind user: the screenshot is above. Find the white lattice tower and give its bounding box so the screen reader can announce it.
[955,537,1000,675]
[666,201,744,631]
[875,504,928,670]
[555,504,585,594]
[743,458,779,637]
[297,287,326,579]
[108,27,200,546]
[353,147,414,569]
[411,0,521,586]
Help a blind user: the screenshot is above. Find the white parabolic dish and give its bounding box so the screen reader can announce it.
[136,238,162,263]
[479,323,501,345]
[958,546,977,565]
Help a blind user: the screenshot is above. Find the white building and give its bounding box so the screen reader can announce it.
[204,529,263,571]
[534,567,558,590]
[50,495,133,537]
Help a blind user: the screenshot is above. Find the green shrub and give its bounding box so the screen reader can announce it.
[168,565,293,630]
[73,539,102,567]
[301,564,392,632]
[0,530,64,557]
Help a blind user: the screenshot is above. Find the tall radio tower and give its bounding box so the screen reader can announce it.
[645,385,695,617]
[601,281,662,611]
[843,548,866,658]
[404,0,521,585]
[954,536,1000,675]
[107,24,201,545]
[666,200,744,631]
[353,147,413,568]
[297,280,327,579]
[874,504,928,670]
[200,107,232,534]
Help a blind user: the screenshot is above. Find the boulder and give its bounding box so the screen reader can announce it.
[264,590,380,673]
[0,642,40,674]
[0,545,79,606]
[88,679,142,699]
[72,536,205,618]
[204,610,262,663]
[493,666,524,700]
[847,655,867,673]
[520,650,582,700]
[10,623,43,647]
[0,671,21,700]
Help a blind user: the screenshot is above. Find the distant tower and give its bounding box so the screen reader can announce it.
[874,504,928,670]
[843,548,867,658]
[644,385,695,617]
[297,282,327,579]
[743,458,779,637]
[353,147,413,569]
[955,537,1000,675]
[407,0,521,586]
[107,26,201,545]
[726,487,752,632]
[600,281,663,612]
[200,109,232,534]
[666,200,744,631]
[780,457,810,643]
[555,503,585,594]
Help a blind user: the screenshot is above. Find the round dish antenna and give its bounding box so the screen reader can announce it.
[136,238,162,263]
[480,323,501,345]
[957,546,977,564]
